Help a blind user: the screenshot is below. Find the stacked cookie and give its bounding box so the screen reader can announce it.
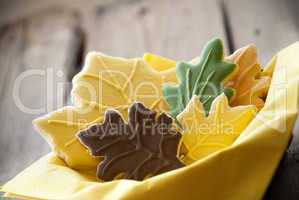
[34,38,272,181]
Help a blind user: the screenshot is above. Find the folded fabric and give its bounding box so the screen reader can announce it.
[2,42,299,200]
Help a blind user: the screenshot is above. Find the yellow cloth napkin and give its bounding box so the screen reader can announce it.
[2,42,299,200]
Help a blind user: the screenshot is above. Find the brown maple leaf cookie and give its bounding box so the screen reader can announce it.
[77,102,184,181]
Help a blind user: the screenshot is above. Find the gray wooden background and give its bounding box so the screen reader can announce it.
[0,0,299,198]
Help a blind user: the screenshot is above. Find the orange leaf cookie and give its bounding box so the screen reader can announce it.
[225,45,271,109]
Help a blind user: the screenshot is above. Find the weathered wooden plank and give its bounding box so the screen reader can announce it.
[86,0,227,60]
[0,0,117,27]
[223,0,299,64]
[0,8,82,183]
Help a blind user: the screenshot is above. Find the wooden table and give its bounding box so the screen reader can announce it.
[0,0,298,199]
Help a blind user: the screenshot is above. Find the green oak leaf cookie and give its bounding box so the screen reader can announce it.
[163,38,237,117]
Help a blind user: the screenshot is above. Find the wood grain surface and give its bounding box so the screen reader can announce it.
[224,0,299,64]
[0,8,83,183]
[85,0,227,59]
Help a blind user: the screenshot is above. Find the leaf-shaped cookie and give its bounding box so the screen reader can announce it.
[163,38,237,117]
[144,45,272,111]
[225,45,271,109]
[72,52,177,113]
[34,53,177,169]
[177,94,257,164]
[33,104,104,169]
[77,102,184,181]
[143,53,176,71]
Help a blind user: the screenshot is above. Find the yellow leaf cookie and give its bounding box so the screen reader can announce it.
[177,94,257,164]
[34,104,104,169]
[34,52,177,169]
[225,45,271,109]
[72,52,176,111]
[143,53,176,71]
